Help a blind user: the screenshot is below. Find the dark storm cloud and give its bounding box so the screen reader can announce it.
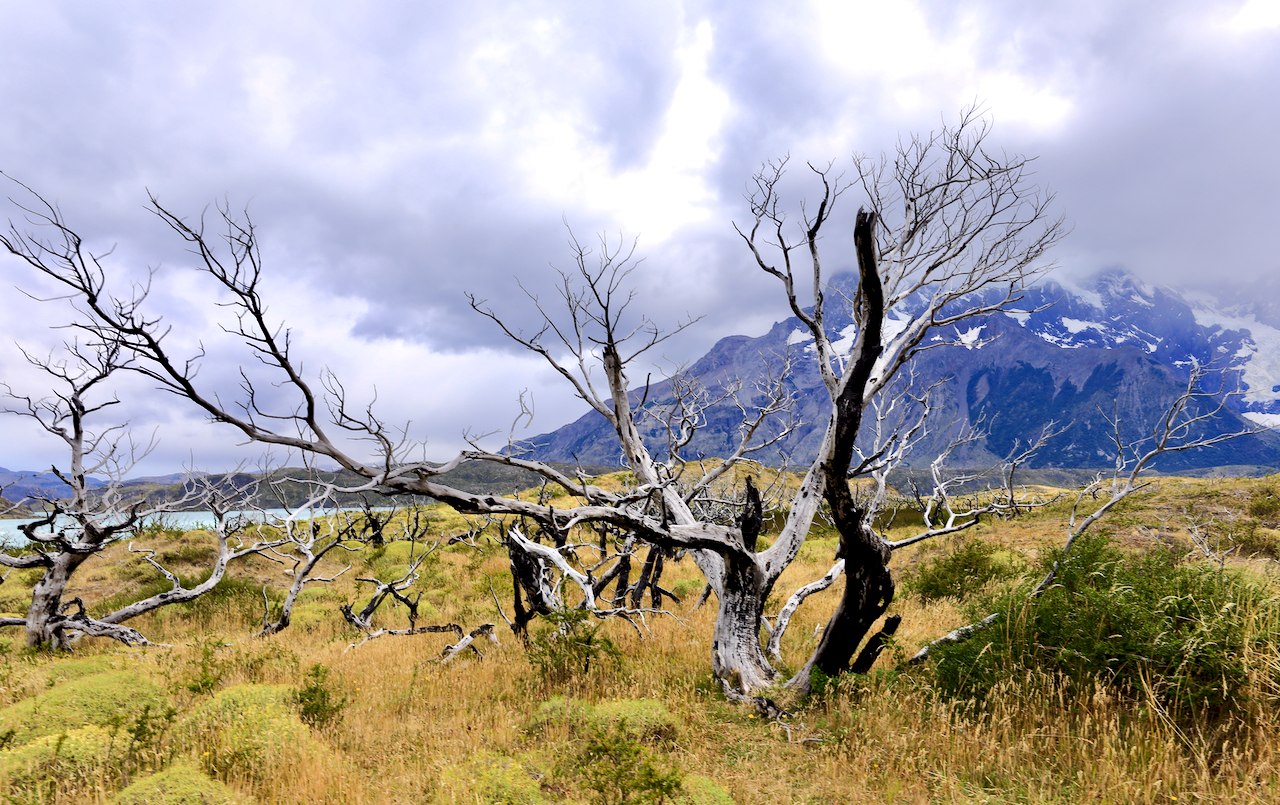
[2,0,1277,473]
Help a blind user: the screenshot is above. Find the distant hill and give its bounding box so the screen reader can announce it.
[0,467,109,503]
[0,461,620,516]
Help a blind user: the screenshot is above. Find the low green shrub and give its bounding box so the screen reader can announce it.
[905,534,1022,603]
[111,760,252,805]
[0,725,115,797]
[226,640,300,686]
[931,531,1273,723]
[156,537,220,566]
[293,664,347,728]
[39,656,117,686]
[0,587,32,616]
[670,579,704,599]
[1248,485,1280,522]
[1235,519,1280,558]
[0,670,170,744]
[181,636,230,695]
[175,684,330,782]
[679,775,734,805]
[589,701,680,746]
[532,698,679,746]
[528,608,623,689]
[560,718,683,805]
[439,752,552,805]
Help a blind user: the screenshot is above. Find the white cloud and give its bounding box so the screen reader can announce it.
[496,18,730,243]
[1229,0,1280,32]
[810,0,1074,136]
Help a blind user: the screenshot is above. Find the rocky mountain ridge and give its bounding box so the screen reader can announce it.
[522,268,1280,472]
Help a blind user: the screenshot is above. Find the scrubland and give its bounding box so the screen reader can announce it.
[1,474,1279,804]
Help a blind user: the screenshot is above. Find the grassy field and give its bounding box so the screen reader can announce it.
[0,473,1278,803]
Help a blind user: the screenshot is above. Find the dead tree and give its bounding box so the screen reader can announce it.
[3,111,1070,692]
[340,523,499,659]
[253,475,420,637]
[352,496,394,547]
[0,338,278,649]
[254,513,358,638]
[469,111,1067,694]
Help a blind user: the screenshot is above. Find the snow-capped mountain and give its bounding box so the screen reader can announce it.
[1006,268,1280,426]
[524,268,1280,472]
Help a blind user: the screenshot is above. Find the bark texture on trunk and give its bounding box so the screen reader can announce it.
[25,552,89,650]
[711,557,776,693]
[806,517,896,680]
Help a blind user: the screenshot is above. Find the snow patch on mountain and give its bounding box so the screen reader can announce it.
[1061,318,1102,334]
[830,324,856,355]
[884,314,912,344]
[956,324,986,349]
[787,328,813,346]
[968,268,1280,416]
[1190,306,1280,409]
[1053,274,1104,310]
[1244,413,1280,429]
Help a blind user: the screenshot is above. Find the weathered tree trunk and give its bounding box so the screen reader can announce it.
[706,478,778,692]
[792,510,896,688]
[258,581,299,636]
[507,535,556,639]
[25,552,89,650]
[711,556,777,693]
[649,547,666,608]
[630,544,662,609]
[611,552,632,608]
[257,552,318,637]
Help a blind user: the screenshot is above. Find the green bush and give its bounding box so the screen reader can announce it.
[528,608,623,688]
[931,531,1272,722]
[111,760,252,805]
[906,535,1021,603]
[156,536,220,566]
[293,664,347,728]
[0,670,170,744]
[561,718,683,805]
[175,684,330,781]
[1233,520,1280,559]
[532,698,679,746]
[679,775,734,805]
[0,725,115,797]
[670,579,704,599]
[439,752,552,805]
[183,636,228,695]
[1248,485,1280,522]
[39,656,117,686]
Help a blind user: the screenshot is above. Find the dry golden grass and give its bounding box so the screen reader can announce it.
[0,473,1278,803]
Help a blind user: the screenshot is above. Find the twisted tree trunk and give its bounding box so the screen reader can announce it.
[789,209,897,691]
[711,555,776,693]
[26,551,90,650]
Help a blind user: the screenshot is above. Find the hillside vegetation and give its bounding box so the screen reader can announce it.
[0,473,1278,803]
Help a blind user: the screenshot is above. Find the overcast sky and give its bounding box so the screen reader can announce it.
[2,0,1278,477]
